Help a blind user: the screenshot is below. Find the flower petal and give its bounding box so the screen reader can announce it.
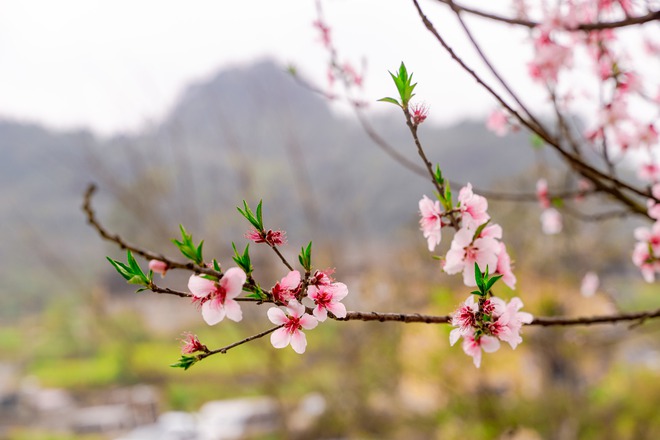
[221,267,247,298]
[188,275,215,298]
[270,328,291,349]
[299,314,318,330]
[480,335,501,353]
[201,301,226,325]
[326,301,347,319]
[286,299,305,318]
[223,299,243,322]
[313,306,328,322]
[267,307,288,325]
[290,330,307,354]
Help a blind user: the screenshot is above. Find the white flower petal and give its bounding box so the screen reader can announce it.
[270,328,291,349]
[290,330,307,354]
[201,301,226,325]
[267,307,288,325]
[223,299,243,322]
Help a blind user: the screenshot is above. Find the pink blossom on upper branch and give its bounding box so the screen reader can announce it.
[486,109,509,136]
[267,300,318,354]
[149,259,168,277]
[419,195,443,252]
[528,22,572,83]
[495,242,517,290]
[271,270,301,304]
[540,208,563,235]
[309,269,335,286]
[308,282,348,321]
[647,184,660,220]
[444,227,499,286]
[458,183,489,229]
[188,267,246,325]
[536,179,551,209]
[581,272,600,297]
[245,228,287,246]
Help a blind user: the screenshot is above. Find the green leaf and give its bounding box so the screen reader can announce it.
[484,274,503,292]
[298,241,312,271]
[170,355,198,370]
[237,201,262,231]
[106,257,132,281]
[530,134,545,149]
[472,220,491,242]
[212,259,221,272]
[474,262,484,291]
[378,97,401,106]
[172,225,204,265]
[256,200,264,229]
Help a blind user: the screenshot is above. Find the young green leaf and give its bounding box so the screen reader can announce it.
[378,97,401,107]
[170,355,198,370]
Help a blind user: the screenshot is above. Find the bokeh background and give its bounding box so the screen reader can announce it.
[2,1,660,439]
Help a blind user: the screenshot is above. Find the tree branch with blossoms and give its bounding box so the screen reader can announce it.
[88,0,660,369]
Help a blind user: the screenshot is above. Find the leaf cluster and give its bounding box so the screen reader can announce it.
[379,62,417,108]
[237,200,264,232]
[472,262,502,297]
[172,225,204,265]
[106,250,152,292]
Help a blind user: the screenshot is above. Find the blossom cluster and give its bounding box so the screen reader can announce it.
[449,295,533,368]
[186,262,348,354]
[419,183,516,289]
[633,184,660,282]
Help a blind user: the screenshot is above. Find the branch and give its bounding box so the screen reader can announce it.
[337,307,660,327]
[83,184,223,278]
[198,325,283,358]
[435,0,660,31]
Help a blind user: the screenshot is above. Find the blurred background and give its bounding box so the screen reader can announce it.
[2,1,660,439]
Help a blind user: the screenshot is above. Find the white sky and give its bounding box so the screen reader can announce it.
[1,0,653,137]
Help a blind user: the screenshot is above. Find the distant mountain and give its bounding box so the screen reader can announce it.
[0,59,546,316]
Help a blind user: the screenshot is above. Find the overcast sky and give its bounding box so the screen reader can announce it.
[1,0,653,137]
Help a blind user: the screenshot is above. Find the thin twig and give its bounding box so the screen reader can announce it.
[199,325,283,357]
[336,307,660,327]
[83,184,223,278]
[435,0,660,31]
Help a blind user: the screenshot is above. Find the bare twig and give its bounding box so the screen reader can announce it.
[83,184,223,278]
[435,0,660,31]
[199,325,283,357]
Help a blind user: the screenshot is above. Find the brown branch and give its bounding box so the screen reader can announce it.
[198,325,283,358]
[410,0,651,217]
[435,0,660,31]
[83,184,223,278]
[337,307,660,327]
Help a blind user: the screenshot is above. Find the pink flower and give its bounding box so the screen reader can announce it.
[632,242,659,283]
[495,242,517,289]
[489,297,533,349]
[638,162,660,183]
[149,259,168,277]
[308,282,348,321]
[245,229,287,246]
[419,195,443,251]
[410,102,429,126]
[444,226,499,286]
[634,223,660,256]
[312,19,331,48]
[180,332,208,354]
[309,269,335,286]
[449,295,479,345]
[647,184,660,220]
[536,179,551,209]
[271,270,301,304]
[267,300,318,354]
[486,109,509,136]
[188,267,246,325]
[458,183,490,229]
[580,272,599,297]
[540,208,562,234]
[462,333,500,368]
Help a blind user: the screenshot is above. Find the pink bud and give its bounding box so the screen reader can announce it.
[149,259,168,277]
